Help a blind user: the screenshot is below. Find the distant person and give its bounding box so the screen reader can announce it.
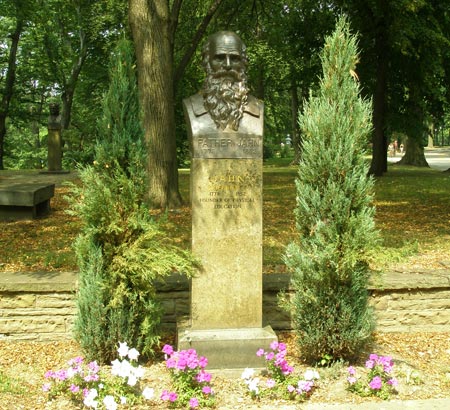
[400,144,404,154]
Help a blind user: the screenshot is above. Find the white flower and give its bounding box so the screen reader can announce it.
[247,377,260,394]
[120,396,127,404]
[127,348,140,361]
[241,368,255,380]
[103,395,118,410]
[133,365,145,379]
[304,369,320,381]
[83,389,98,409]
[142,387,155,400]
[127,374,137,387]
[117,342,129,358]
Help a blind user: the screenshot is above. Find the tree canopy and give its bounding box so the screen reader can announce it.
[1,0,449,196]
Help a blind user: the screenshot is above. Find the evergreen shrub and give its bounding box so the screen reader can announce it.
[68,38,198,363]
[282,17,378,364]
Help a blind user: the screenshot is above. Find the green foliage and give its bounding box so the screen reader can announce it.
[69,38,198,363]
[283,17,378,364]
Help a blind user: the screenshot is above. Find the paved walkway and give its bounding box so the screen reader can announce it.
[304,398,450,409]
[388,146,450,171]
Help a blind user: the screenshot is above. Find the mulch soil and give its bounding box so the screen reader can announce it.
[0,332,449,409]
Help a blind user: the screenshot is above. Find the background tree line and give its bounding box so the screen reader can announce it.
[1,0,449,207]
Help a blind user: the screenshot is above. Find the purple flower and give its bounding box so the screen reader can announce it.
[388,378,398,387]
[365,359,375,369]
[287,384,295,393]
[189,397,199,408]
[369,353,378,361]
[169,392,178,402]
[56,369,68,381]
[369,376,383,390]
[44,370,56,379]
[256,348,265,357]
[347,376,357,385]
[88,361,100,373]
[347,366,356,375]
[297,380,313,393]
[70,384,80,393]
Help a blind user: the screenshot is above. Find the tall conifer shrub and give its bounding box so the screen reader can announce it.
[283,17,378,364]
[69,39,197,363]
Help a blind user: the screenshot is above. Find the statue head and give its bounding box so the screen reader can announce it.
[201,31,249,131]
[49,103,60,116]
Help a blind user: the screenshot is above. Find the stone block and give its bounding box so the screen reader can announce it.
[177,326,277,370]
[0,183,55,220]
[0,293,35,308]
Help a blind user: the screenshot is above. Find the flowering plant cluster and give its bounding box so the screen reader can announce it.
[162,344,215,409]
[241,341,320,402]
[43,342,155,409]
[346,353,398,400]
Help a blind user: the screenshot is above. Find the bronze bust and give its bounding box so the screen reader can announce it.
[184,31,263,142]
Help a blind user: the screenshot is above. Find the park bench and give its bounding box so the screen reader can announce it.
[0,183,55,221]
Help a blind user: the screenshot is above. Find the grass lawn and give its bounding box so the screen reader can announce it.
[0,160,449,273]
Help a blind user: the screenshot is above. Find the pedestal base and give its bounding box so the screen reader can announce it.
[177,325,277,371]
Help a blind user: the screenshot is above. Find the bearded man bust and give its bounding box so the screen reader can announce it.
[183,31,263,154]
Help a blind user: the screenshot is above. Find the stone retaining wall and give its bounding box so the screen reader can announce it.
[0,270,449,341]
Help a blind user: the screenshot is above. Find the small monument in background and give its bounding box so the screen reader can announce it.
[178,31,277,370]
[41,103,68,174]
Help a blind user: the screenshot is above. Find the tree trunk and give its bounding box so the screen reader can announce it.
[129,0,182,208]
[369,0,388,176]
[290,73,301,165]
[0,17,23,170]
[396,137,429,167]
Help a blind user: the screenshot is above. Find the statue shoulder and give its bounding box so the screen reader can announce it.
[245,95,263,118]
[183,93,207,117]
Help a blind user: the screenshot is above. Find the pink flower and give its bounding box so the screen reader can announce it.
[265,351,275,361]
[369,376,383,390]
[169,392,178,402]
[270,341,279,350]
[347,376,357,385]
[202,386,212,395]
[166,357,177,369]
[161,390,170,401]
[256,348,265,357]
[278,342,287,352]
[162,344,174,356]
[196,370,212,383]
[369,353,378,361]
[388,378,398,387]
[198,356,208,368]
[287,384,295,393]
[189,397,199,408]
[42,383,51,392]
[266,379,276,388]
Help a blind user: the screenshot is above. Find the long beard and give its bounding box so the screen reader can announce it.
[202,70,249,131]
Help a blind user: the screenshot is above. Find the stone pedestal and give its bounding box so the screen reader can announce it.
[179,94,277,370]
